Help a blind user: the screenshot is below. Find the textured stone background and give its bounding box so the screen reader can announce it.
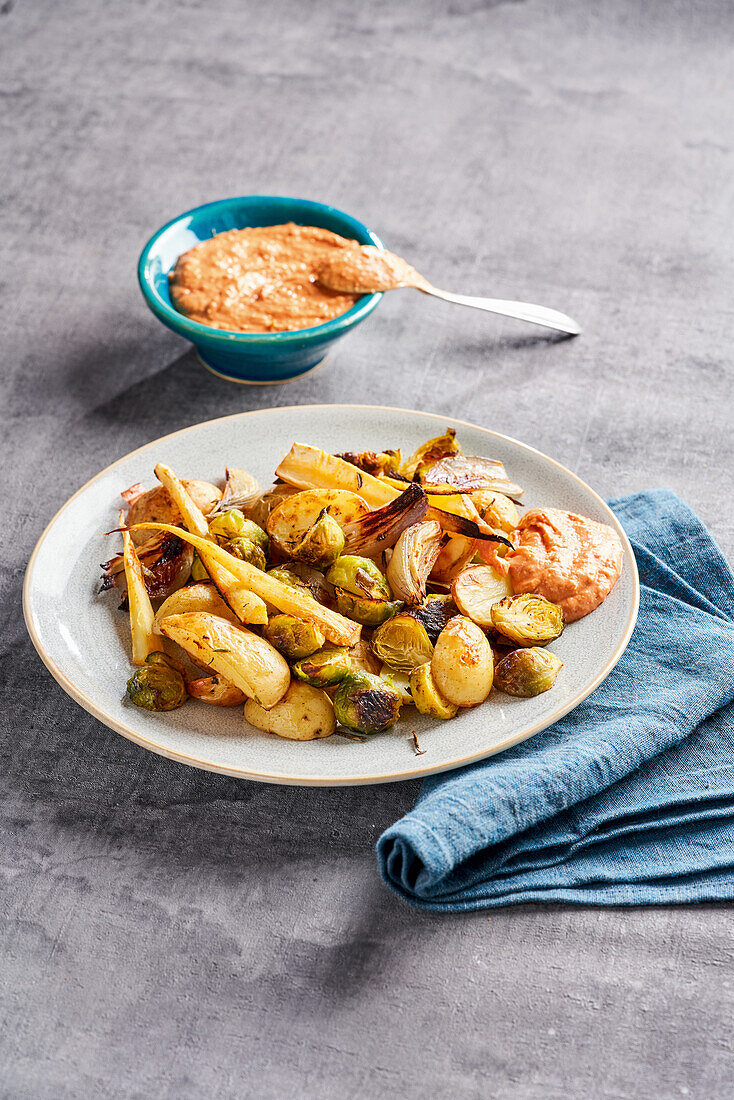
[2,1,733,1097]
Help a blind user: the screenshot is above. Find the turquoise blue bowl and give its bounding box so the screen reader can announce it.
[137,196,384,384]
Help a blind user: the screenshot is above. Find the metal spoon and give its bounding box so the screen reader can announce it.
[317,247,581,336]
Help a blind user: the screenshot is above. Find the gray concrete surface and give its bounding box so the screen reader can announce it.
[2,1,733,1096]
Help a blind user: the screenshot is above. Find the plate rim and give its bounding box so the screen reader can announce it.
[23,405,640,787]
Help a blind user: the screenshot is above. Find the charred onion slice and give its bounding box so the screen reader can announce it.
[420,455,524,499]
[386,520,444,605]
[426,506,514,549]
[342,483,428,556]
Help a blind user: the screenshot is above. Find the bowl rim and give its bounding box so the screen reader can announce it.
[137,194,385,345]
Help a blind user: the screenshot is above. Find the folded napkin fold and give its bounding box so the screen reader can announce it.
[377,490,734,910]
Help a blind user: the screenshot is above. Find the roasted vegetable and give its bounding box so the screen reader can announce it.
[264,614,325,661]
[267,489,368,566]
[244,482,300,529]
[226,538,268,570]
[276,443,397,508]
[431,617,494,707]
[120,515,158,665]
[158,612,290,708]
[382,669,414,705]
[209,510,268,550]
[244,681,336,741]
[327,555,391,599]
[410,662,458,720]
[337,449,402,477]
[401,428,460,480]
[407,594,459,644]
[187,674,248,706]
[129,524,360,646]
[494,647,562,697]
[419,455,524,499]
[190,554,209,582]
[429,534,476,585]
[341,483,428,557]
[326,555,401,625]
[292,646,352,687]
[126,652,187,711]
[153,464,268,625]
[125,479,221,543]
[101,530,194,601]
[490,593,564,646]
[451,565,514,627]
[333,671,402,735]
[154,581,239,630]
[371,612,434,673]
[472,491,520,534]
[210,467,261,516]
[387,520,443,605]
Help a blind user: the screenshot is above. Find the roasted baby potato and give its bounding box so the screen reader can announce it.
[154,582,239,630]
[493,647,562,697]
[187,674,248,707]
[409,662,458,720]
[126,479,221,542]
[158,612,290,708]
[490,593,564,647]
[244,681,336,740]
[451,565,514,628]
[431,616,494,707]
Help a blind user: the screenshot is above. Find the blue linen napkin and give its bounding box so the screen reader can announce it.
[377,490,734,909]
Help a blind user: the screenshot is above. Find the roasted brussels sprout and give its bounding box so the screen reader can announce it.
[494,647,562,697]
[126,652,187,711]
[293,509,345,567]
[410,662,458,720]
[264,614,326,661]
[407,593,459,644]
[267,566,313,594]
[327,554,401,625]
[333,671,402,735]
[490,593,564,646]
[292,646,352,687]
[283,563,331,605]
[371,612,434,673]
[208,510,268,550]
[326,555,391,600]
[333,589,402,627]
[226,537,268,570]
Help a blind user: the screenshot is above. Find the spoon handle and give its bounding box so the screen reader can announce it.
[421,285,582,335]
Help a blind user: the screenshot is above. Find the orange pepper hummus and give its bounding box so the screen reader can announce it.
[508,508,624,623]
[169,223,363,333]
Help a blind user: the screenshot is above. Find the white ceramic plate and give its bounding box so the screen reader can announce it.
[23,406,639,786]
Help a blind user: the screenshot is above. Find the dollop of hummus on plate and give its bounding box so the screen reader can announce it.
[508,508,624,622]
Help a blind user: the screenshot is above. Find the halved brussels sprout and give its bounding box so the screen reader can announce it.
[333,588,403,627]
[410,662,458,720]
[264,614,326,661]
[326,555,391,601]
[284,563,332,605]
[333,671,402,734]
[407,593,459,644]
[494,647,562,697]
[371,612,434,673]
[209,510,269,551]
[451,565,514,628]
[226,537,267,570]
[267,566,312,594]
[490,593,564,646]
[126,652,187,711]
[292,509,345,567]
[292,646,352,687]
[381,669,414,705]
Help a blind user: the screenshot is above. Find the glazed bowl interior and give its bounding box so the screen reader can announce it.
[137,195,385,349]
